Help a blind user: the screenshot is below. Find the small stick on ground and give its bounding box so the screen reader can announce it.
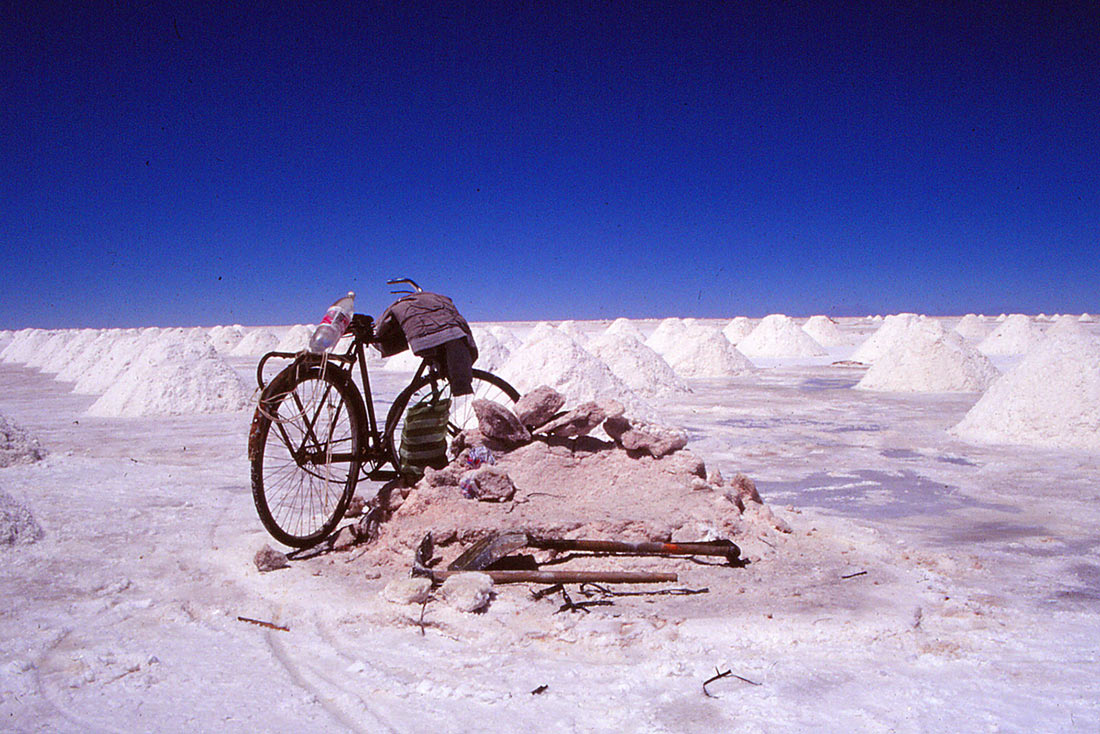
[418,598,431,636]
[703,667,761,697]
[237,616,289,632]
[840,570,868,580]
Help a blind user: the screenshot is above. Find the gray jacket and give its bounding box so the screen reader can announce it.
[375,291,478,361]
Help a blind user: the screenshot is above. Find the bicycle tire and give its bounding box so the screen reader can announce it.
[383,368,520,470]
[249,359,366,547]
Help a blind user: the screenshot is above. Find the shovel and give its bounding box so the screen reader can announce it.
[448,531,742,572]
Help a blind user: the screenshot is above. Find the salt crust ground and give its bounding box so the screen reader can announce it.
[1,316,1099,731]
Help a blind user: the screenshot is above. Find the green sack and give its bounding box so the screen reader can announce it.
[399,396,451,479]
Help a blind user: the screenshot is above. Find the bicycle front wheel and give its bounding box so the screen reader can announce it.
[384,368,520,469]
[249,359,365,547]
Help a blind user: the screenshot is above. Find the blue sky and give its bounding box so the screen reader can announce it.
[3,2,1097,328]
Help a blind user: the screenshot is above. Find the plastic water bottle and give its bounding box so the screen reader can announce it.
[308,292,355,353]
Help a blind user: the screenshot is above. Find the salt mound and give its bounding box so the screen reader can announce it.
[498,324,642,408]
[721,317,755,345]
[231,328,281,357]
[604,317,647,342]
[737,314,826,358]
[0,330,12,351]
[954,314,991,342]
[557,320,589,345]
[24,330,75,371]
[855,320,999,393]
[850,313,924,364]
[38,329,99,374]
[0,414,47,467]
[586,331,691,397]
[275,324,314,353]
[953,333,1100,451]
[208,325,245,353]
[662,325,756,378]
[72,329,165,395]
[801,315,849,347]
[486,326,521,352]
[1080,313,1094,323]
[1,329,54,364]
[996,313,1008,322]
[978,314,1045,356]
[0,489,44,546]
[86,336,251,417]
[645,318,689,357]
[1047,314,1088,340]
[56,329,123,384]
[470,328,511,372]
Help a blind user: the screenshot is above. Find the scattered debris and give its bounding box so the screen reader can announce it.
[237,616,289,632]
[0,489,44,546]
[703,667,761,697]
[439,572,494,612]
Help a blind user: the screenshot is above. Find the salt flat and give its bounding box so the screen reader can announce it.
[1,317,1098,732]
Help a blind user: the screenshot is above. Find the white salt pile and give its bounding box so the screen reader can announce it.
[721,317,755,345]
[0,489,44,546]
[470,327,511,372]
[1,329,54,364]
[978,314,1045,356]
[855,320,999,393]
[39,329,101,374]
[801,315,850,347]
[498,324,642,408]
[0,414,47,467]
[850,313,925,364]
[996,313,1008,321]
[556,320,589,345]
[86,335,251,417]
[954,314,992,343]
[275,324,314,353]
[737,314,827,358]
[23,330,76,371]
[230,328,281,357]
[486,325,521,352]
[661,324,756,378]
[55,329,122,384]
[207,324,245,353]
[0,330,12,352]
[953,332,1100,451]
[72,329,164,395]
[1080,313,1094,323]
[1046,314,1088,340]
[586,331,691,397]
[645,318,689,357]
[604,317,647,342]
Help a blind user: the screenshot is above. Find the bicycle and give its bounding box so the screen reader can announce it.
[247,280,520,548]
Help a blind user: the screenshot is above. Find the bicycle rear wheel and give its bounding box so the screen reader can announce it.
[249,359,365,547]
[383,368,520,471]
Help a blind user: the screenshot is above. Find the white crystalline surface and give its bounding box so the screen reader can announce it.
[556,320,589,345]
[486,325,522,352]
[645,317,689,357]
[275,324,314,353]
[86,335,251,417]
[2,316,1100,733]
[737,314,827,358]
[207,324,245,353]
[978,314,1045,356]
[850,313,925,364]
[0,328,54,363]
[801,315,849,347]
[721,316,755,345]
[498,323,641,406]
[856,320,1000,393]
[661,324,756,378]
[953,314,992,342]
[954,332,1100,450]
[604,317,647,342]
[585,330,690,397]
[470,327,511,372]
[72,329,166,395]
[230,328,281,357]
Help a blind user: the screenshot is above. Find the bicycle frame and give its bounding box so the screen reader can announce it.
[254,313,425,482]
